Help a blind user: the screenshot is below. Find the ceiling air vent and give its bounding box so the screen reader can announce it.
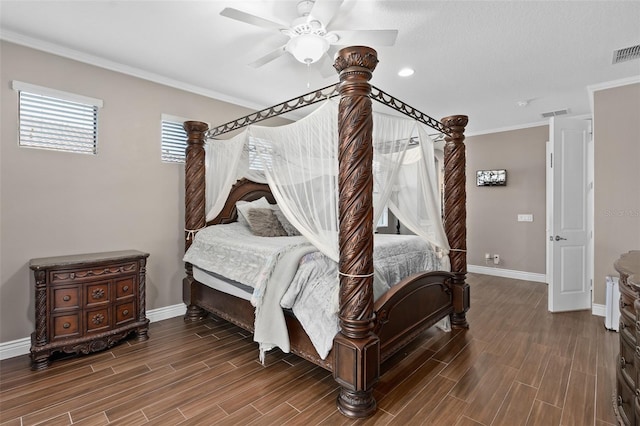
[613,44,640,64]
[541,109,569,118]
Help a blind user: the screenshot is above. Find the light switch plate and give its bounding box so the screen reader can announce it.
[518,214,534,222]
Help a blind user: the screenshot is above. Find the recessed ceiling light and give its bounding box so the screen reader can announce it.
[398,67,414,77]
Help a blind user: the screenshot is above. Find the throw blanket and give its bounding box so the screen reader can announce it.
[281,233,445,358]
[183,223,315,361]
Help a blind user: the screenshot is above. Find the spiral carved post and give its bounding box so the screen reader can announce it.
[183,121,209,321]
[136,255,150,341]
[442,115,470,328]
[332,46,379,418]
[30,269,50,370]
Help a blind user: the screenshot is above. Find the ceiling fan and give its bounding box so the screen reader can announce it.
[220,0,398,69]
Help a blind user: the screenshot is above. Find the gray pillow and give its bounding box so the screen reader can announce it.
[246,208,288,237]
[272,207,301,236]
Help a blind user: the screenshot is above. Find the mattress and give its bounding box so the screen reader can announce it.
[184,222,447,359]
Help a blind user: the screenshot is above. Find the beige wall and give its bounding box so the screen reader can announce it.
[466,126,548,274]
[593,83,640,306]
[0,41,261,342]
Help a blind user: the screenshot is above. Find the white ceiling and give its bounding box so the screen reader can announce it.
[1,0,639,134]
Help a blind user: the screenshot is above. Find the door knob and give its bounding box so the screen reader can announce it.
[555,235,567,241]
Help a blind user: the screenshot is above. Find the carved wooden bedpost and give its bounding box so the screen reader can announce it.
[441,115,470,328]
[183,121,209,321]
[333,46,379,418]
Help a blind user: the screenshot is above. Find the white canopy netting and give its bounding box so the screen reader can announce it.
[203,100,450,265]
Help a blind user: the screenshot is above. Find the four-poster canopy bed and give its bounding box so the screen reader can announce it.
[181,46,469,418]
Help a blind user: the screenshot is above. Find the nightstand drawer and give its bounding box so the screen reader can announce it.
[116,276,135,299]
[50,261,138,284]
[115,301,135,326]
[52,314,80,339]
[86,281,110,307]
[52,286,80,311]
[86,308,110,333]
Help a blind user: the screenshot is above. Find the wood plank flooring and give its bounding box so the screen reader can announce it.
[0,273,620,425]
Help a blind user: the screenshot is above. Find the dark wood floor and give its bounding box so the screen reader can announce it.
[0,273,619,425]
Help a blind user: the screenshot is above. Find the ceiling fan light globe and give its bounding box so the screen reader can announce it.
[287,34,329,64]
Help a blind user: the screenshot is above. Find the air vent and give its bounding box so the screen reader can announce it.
[613,44,640,64]
[541,109,569,118]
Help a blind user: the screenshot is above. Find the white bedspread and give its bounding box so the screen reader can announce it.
[183,223,446,360]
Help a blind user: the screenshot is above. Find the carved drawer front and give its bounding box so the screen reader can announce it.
[115,301,135,326]
[50,262,137,284]
[618,367,636,426]
[85,308,110,333]
[115,276,135,300]
[620,331,637,389]
[52,314,80,339]
[85,281,111,307]
[620,284,637,324]
[52,286,80,312]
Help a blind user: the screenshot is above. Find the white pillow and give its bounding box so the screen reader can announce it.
[236,197,271,226]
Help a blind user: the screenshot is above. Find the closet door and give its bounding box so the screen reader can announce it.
[546,117,591,312]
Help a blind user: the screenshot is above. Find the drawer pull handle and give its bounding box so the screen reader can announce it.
[636,388,640,398]
[122,285,129,292]
[92,289,105,299]
[122,309,129,316]
[92,313,105,325]
[620,356,627,368]
[618,395,623,406]
[63,322,70,329]
[63,295,71,302]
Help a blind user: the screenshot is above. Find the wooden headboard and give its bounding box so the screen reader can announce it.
[208,178,276,225]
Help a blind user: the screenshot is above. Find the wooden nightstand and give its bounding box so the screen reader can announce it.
[29,250,150,370]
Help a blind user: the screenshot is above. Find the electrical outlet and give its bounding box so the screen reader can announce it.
[493,254,500,265]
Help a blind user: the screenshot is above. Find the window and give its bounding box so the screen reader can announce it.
[12,81,102,154]
[161,117,188,163]
[377,206,389,228]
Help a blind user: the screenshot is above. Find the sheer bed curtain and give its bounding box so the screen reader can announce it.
[203,99,449,263]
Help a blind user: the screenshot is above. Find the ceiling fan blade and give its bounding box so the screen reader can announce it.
[307,0,344,27]
[248,45,288,68]
[330,29,398,46]
[220,7,287,32]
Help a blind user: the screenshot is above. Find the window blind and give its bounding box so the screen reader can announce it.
[18,91,99,154]
[161,120,187,163]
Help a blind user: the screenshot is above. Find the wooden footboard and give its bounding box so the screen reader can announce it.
[373,271,455,362]
[184,271,455,371]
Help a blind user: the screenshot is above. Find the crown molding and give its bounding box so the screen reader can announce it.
[465,120,550,137]
[0,29,264,113]
[587,75,640,94]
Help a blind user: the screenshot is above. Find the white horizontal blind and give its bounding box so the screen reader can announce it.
[161,119,187,163]
[13,81,101,155]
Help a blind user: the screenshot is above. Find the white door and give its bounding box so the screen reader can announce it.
[547,117,591,312]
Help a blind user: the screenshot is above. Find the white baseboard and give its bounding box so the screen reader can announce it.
[0,303,187,361]
[468,265,547,283]
[592,303,606,317]
[146,303,187,323]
